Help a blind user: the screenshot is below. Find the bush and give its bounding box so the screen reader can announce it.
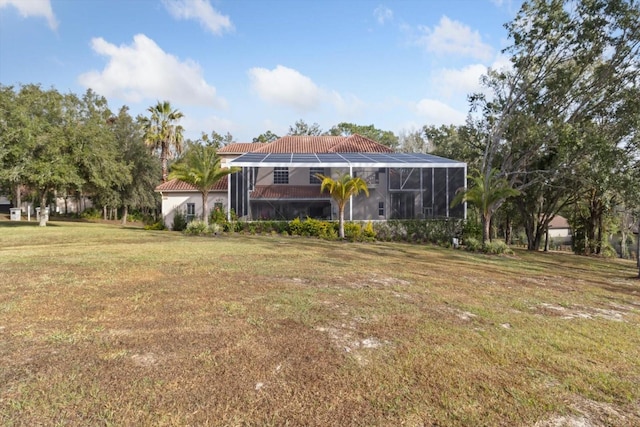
[184,220,208,235]
[462,219,482,241]
[362,221,376,241]
[344,222,362,241]
[208,223,222,235]
[484,240,513,255]
[144,221,166,231]
[80,208,101,220]
[464,237,483,252]
[172,210,188,231]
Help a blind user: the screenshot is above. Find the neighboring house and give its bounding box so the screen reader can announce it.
[548,215,572,244]
[156,134,467,229]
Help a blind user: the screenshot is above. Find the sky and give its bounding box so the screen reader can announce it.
[0,0,521,142]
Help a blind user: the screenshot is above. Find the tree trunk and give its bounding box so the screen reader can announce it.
[339,204,345,239]
[636,219,640,277]
[14,184,21,212]
[161,150,168,183]
[202,191,209,226]
[504,214,512,245]
[121,205,128,225]
[103,205,108,221]
[39,192,47,227]
[481,213,491,245]
[544,226,549,252]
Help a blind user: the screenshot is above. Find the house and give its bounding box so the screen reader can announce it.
[547,215,572,244]
[156,134,467,229]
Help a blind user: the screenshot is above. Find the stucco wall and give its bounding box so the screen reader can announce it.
[161,191,228,230]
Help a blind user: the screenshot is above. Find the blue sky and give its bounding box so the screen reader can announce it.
[0,0,520,142]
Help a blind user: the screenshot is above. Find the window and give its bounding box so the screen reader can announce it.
[378,201,385,216]
[186,203,196,221]
[310,167,324,184]
[273,167,289,184]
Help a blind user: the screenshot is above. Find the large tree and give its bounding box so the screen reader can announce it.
[1,85,83,226]
[168,144,239,226]
[469,0,640,250]
[252,130,279,143]
[112,106,161,225]
[287,119,323,136]
[328,122,399,149]
[316,173,369,239]
[141,101,184,182]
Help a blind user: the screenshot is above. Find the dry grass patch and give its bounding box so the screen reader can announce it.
[1,220,639,426]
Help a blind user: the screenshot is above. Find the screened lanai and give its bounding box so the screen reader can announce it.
[226,152,467,221]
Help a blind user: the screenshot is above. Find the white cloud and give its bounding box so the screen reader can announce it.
[248,65,365,115]
[373,5,393,25]
[0,0,57,30]
[432,63,487,98]
[247,65,324,112]
[415,16,493,61]
[414,99,466,126]
[78,34,226,108]
[162,0,233,35]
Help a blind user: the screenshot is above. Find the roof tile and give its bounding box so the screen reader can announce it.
[155,178,228,192]
[251,185,330,200]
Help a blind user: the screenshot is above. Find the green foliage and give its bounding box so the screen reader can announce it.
[184,220,208,235]
[287,119,323,136]
[287,217,338,240]
[374,219,462,245]
[317,172,370,239]
[328,122,399,149]
[464,237,483,252]
[484,241,514,255]
[252,130,279,143]
[363,221,376,240]
[144,221,166,231]
[80,208,102,220]
[172,210,188,232]
[141,100,185,182]
[169,144,239,226]
[462,218,482,241]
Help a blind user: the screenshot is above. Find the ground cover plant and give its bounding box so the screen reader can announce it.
[0,220,638,426]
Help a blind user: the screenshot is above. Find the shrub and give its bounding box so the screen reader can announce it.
[184,220,208,235]
[289,218,303,236]
[484,240,513,255]
[172,210,188,231]
[344,222,362,241]
[362,221,376,241]
[462,219,482,241]
[144,221,166,231]
[464,237,482,252]
[80,208,101,220]
[207,223,222,235]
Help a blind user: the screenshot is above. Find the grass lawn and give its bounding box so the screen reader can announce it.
[0,220,639,426]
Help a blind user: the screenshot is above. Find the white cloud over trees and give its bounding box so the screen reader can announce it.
[77,34,226,108]
[415,16,493,61]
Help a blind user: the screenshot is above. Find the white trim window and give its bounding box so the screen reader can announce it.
[273,167,289,184]
[378,201,385,216]
[310,167,324,184]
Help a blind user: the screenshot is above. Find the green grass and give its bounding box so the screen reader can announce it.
[1,220,639,426]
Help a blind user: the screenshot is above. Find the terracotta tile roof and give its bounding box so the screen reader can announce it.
[549,215,570,229]
[155,178,228,192]
[217,142,265,153]
[253,134,393,154]
[251,185,330,200]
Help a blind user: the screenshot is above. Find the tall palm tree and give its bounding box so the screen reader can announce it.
[451,168,520,244]
[317,172,369,239]
[169,144,239,225]
[141,101,184,182]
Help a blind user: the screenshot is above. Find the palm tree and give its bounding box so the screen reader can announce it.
[317,172,369,239]
[141,101,184,182]
[451,168,520,244]
[169,144,239,225]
